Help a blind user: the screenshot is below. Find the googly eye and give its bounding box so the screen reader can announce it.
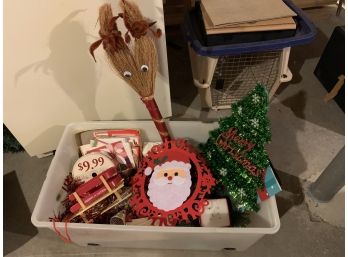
[140,65,149,72]
[123,71,132,78]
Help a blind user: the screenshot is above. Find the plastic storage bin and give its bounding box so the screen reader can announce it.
[183,0,316,110]
[32,121,280,251]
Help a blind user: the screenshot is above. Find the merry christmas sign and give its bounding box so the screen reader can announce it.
[201,84,271,212]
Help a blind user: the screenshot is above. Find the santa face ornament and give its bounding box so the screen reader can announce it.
[147,160,192,211]
[130,139,216,226]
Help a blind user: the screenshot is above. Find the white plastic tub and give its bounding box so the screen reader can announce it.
[31,121,280,251]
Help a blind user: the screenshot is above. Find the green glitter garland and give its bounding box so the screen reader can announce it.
[200,84,271,212]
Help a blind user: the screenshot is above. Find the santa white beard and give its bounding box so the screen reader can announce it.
[147,175,192,211]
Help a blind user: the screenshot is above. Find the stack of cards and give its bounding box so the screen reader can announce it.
[79,129,141,169]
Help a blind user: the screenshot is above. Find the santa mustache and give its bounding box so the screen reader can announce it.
[153,175,186,186]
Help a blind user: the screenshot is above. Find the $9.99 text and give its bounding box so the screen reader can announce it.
[78,157,105,172]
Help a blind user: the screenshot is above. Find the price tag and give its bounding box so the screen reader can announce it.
[72,153,115,182]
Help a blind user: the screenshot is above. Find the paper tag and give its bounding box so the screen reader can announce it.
[79,138,126,156]
[72,153,115,182]
[142,142,162,156]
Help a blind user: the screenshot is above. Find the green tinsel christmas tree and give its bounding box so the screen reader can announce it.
[200,84,271,212]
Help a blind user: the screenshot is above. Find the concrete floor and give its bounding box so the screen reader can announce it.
[4,5,345,257]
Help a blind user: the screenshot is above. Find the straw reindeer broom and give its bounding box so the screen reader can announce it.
[89,2,216,227]
[90,2,170,142]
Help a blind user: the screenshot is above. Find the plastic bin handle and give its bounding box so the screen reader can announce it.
[193,79,210,89]
[279,68,293,83]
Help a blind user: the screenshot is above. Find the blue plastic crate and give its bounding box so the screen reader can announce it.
[183,0,316,57]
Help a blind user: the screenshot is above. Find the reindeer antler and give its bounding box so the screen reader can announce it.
[119,0,162,42]
[89,5,127,62]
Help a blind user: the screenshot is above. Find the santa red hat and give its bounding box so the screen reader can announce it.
[144,149,191,176]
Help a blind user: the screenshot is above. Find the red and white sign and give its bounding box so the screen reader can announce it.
[72,153,115,182]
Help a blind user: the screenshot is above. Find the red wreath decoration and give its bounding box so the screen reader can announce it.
[130,139,216,226]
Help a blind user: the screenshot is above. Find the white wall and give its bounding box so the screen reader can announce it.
[4,0,171,156]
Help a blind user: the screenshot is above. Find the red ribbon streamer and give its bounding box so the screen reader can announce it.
[52,219,72,243]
